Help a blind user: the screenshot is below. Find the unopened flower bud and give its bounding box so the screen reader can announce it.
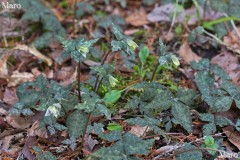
[127,39,138,50]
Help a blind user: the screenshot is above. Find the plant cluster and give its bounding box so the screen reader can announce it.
[7,0,240,159]
[10,21,240,159]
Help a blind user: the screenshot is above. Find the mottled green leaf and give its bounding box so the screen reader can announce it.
[172,102,192,133]
[176,143,202,160]
[16,0,65,49]
[100,130,122,142]
[113,132,154,156]
[66,110,88,139]
[191,59,210,70]
[177,88,198,106]
[215,116,234,127]
[75,2,95,18]
[96,104,112,119]
[212,96,233,112]
[199,114,216,135]
[89,147,123,160]
[111,23,124,40]
[210,64,230,80]
[111,40,123,52]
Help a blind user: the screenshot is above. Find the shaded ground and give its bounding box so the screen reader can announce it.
[0,0,240,159]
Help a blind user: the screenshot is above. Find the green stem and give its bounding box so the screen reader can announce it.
[79,113,91,153]
[77,62,82,102]
[94,50,112,92]
[150,63,159,82]
[78,50,112,156]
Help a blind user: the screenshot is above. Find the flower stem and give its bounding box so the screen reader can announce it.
[78,50,112,156]
[77,62,82,102]
[79,113,91,153]
[151,63,159,82]
[93,50,112,92]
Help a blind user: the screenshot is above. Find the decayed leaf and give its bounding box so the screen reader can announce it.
[14,44,53,66]
[223,28,240,54]
[223,126,240,150]
[211,49,240,86]
[28,121,48,138]
[3,88,18,106]
[7,71,34,87]
[0,16,27,37]
[22,136,37,160]
[6,115,31,129]
[84,135,98,151]
[129,125,148,137]
[178,39,201,64]
[126,8,149,26]
[0,53,9,79]
[147,4,223,25]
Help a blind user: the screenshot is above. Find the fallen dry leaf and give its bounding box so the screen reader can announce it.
[223,126,240,150]
[211,48,240,86]
[60,67,77,87]
[7,71,34,87]
[56,66,74,81]
[147,4,223,25]
[223,28,240,55]
[84,135,98,151]
[2,135,13,150]
[0,53,10,79]
[162,31,175,42]
[124,29,139,35]
[22,136,37,160]
[0,117,6,132]
[0,16,27,38]
[28,121,48,138]
[31,67,46,78]
[83,60,100,67]
[129,125,149,137]
[6,115,31,129]
[3,88,18,106]
[14,44,53,66]
[178,39,201,64]
[2,132,25,150]
[214,108,240,124]
[126,8,149,27]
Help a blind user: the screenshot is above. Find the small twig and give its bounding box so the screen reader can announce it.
[0,129,26,139]
[73,0,77,31]
[168,0,179,34]
[223,13,240,40]
[171,147,224,158]
[152,133,225,159]
[143,132,185,140]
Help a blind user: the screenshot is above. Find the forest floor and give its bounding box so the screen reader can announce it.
[0,0,240,160]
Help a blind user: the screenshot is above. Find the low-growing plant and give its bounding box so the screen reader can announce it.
[16,0,65,49]
[9,19,240,159]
